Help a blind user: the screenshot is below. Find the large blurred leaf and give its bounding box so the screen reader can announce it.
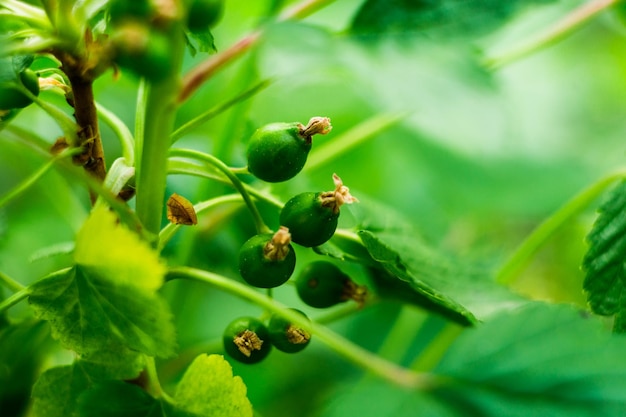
[351,0,555,38]
[28,265,176,358]
[324,303,626,417]
[32,364,91,417]
[582,179,626,332]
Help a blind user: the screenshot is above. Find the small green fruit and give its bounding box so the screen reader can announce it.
[187,0,223,32]
[113,23,174,82]
[0,69,39,110]
[238,227,296,288]
[296,261,367,308]
[268,309,311,353]
[109,0,153,25]
[280,174,357,247]
[223,316,272,364]
[247,117,331,183]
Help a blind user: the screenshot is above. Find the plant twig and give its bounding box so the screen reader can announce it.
[0,288,29,314]
[0,272,26,293]
[486,0,619,69]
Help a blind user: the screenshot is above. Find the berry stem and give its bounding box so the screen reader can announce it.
[166,266,438,389]
[0,271,25,293]
[169,148,271,234]
[0,287,29,314]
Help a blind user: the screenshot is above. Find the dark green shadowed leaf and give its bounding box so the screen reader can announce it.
[31,365,91,417]
[77,381,196,417]
[582,179,626,331]
[324,304,626,417]
[28,265,176,358]
[358,230,525,324]
[351,0,555,38]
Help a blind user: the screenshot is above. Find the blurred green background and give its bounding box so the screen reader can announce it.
[2,0,626,415]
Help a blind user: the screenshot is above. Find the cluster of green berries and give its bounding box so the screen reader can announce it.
[223,310,311,364]
[224,117,367,364]
[108,0,223,81]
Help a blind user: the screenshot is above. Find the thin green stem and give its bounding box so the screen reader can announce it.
[496,169,626,285]
[170,79,271,144]
[0,288,29,314]
[96,102,134,165]
[168,160,284,209]
[410,323,463,372]
[376,305,428,364]
[169,148,270,233]
[485,0,619,70]
[0,272,25,292]
[166,266,436,389]
[158,194,244,251]
[0,147,79,209]
[144,355,174,402]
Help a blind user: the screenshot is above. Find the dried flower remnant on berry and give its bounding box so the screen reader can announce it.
[321,173,359,214]
[286,325,311,345]
[234,329,264,357]
[263,226,292,261]
[298,117,332,143]
[166,193,198,225]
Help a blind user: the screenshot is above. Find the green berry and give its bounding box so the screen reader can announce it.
[268,309,311,353]
[238,227,296,288]
[280,174,358,247]
[296,261,367,308]
[187,0,223,32]
[113,23,174,82]
[247,117,331,183]
[0,69,39,110]
[109,0,153,25]
[223,316,272,364]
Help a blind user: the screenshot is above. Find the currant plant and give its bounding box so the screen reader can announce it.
[3,0,626,416]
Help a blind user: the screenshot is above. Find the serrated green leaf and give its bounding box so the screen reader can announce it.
[324,303,626,417]
[358,230,526,323]
[31,364,91,417]
[77,381,195,417]
[582,180,626,330]
[185,31,217,57]
[78,347,145,380]
[174,354,252,417]
[432,303,626,416]
[74,206,165,292]
[29,265,176,357]
[351,0,555,38]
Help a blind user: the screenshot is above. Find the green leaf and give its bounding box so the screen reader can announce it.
[184,30,217,58]
[77,381,194,417]
[358,230,526,324]
[351,0,555,38]
[174,354,253,417]
[28,265,176,357]
[74,206,166,292]
[0,55,33,83]
[31,364,91,417]
[78,347,145,380]
[582,179,626,331]
[432,303,626,416]
[0,321,51,417]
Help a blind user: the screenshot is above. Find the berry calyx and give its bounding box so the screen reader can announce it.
[296,261,367,308]
[268,309,311,353]
[238,227,296,288]
[223,317,272,364]
[279,174,357,247]
[246,117,332,183]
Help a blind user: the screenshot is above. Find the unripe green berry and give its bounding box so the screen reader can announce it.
[268,309,311,353]
[247,117,331,183]
[296,261,367,308]
[187,0,223,32]
[223,316,272,364]
[238,227,296,288]
[0,69,39,110]
[280,174,358,247]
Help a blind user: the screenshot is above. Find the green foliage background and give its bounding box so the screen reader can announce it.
[3,0,626,416]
